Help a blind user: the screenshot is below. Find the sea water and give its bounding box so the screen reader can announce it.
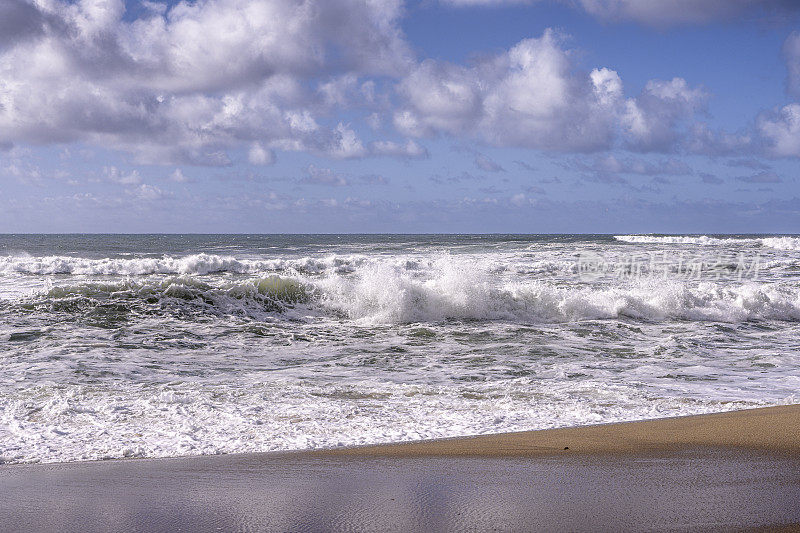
[0,234,797,463]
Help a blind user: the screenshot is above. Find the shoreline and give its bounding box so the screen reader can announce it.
[2,403,798,468]
[311,403,800,458]
[1,404,799,532]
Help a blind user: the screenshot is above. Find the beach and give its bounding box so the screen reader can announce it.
[319,403,800,458]
[2,405,798,532]
[4,0,800,526]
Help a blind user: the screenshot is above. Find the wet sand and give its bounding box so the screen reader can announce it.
[1,405,798,532]
[317,403,800,458]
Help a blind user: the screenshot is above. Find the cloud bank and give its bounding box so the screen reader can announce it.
[0,0,413,164]
[394,30,707,153]
[0,0,798,167]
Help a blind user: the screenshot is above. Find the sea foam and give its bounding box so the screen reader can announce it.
[18,257,800,324]
[615,234,800,250]
[0,253,360,276]
[316,259,800,323]
[2,235,800,465]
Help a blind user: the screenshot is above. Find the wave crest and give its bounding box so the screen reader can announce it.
[10,256,800,325]
[614,235,752,245]
[316,260,800,324]
[28,275,311,324]
[0,253,365,276]
[761,237,800,251]
[615,235,800,250]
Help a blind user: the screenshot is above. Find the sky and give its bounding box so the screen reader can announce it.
[1,0,800,233]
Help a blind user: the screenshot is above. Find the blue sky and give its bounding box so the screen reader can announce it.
[1,0,799,233]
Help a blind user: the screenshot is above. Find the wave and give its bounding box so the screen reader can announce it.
[19,276,311,325]
[0,253,362,276]
[760,237,800,251]
[614,235,755,245]
[615,235,800,250]
[3,244,797,284]
[318,261,800,323]
[8,255,800,325]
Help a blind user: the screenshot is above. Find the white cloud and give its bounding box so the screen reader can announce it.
[685,122,752,157]
[726,158,771,170]
[510,193,531,206]
[0,0,794,169]
[328,123,367,159]
[2,160,45,184]
[129,183,167,200]
[285,110,320,134]
[169,168,189,182]
[104,166,142,185]
[301,165,349,186]
[395,59,483,136]
[318,74,360,107]
[757,104,800,157]
[394,30,620,151]
[621,78,708,152]
[248,143,275,165]
[590,67,623,106]
[395,30,705,153]
[0,0,412,164]
[369,139,428,158]
[366,112,382,130]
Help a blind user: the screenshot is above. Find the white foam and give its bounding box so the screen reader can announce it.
[9,255,800,324]
[615,234,800,251]
[0,253,367,276]
[0,379,785,464]
[614,235,756,245]
[313,257,800,324]
[761,237,800,251]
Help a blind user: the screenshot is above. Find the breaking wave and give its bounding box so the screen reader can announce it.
[319,262,800,323]
[615,235,800,250]
[0,253,362,276]
[17,263,800,325]
[614,235,755,246]
[761,237,800,251]
[19,276,311,324]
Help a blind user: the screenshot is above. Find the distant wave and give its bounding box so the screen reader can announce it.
[0,253,585,279]
[615,235,800,250]
[5,244,799,281]
[0,253,362,276]
[614,235,749,245]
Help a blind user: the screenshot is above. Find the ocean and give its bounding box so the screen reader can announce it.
[0,234,798,464]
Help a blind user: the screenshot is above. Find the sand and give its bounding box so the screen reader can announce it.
[1,405,798,532]
[315,403,800,458]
